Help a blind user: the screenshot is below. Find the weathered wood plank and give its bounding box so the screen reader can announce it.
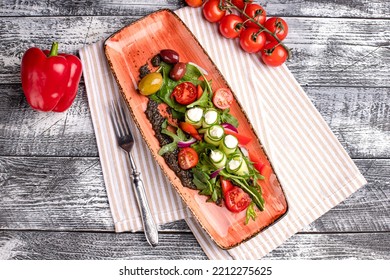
[0,157,388,233]
[1,84,388,158]
[0,231,388,260]
[0,16,389,87]
[265,232,390,260]
[0,85,98,157]
[0,231,207,260]
[1,0,389,18]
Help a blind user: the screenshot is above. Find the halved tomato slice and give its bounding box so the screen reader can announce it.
[225,186,251,212]
[178,147,199,170]
[212,87,233,109]
[172,82,197,105]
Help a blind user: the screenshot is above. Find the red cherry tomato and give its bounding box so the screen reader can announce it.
[212,87,233,109]
[242,3,266,28]
[220,177,234,195]
[178,147,199,170]
[203,0,226,23]
[225,186,251,212]
[172,82,197,105]
[179,122,202,141]
[231,0,253,9]
[185,0,203,8]
[264,17,289,43]
[219,14,244,39]
[239,27,266,53]
[261,42,288,67]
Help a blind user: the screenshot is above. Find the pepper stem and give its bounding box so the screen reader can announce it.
[49,42,59,57]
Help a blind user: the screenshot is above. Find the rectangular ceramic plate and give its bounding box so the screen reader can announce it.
[104,9,288,249]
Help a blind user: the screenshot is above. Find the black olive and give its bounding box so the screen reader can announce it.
[139,64,150,79]
[151,54,161,67]
[169,62,186,81]
[160,49,179,64]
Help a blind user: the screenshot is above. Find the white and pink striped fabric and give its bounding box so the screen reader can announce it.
[79,7,366,260]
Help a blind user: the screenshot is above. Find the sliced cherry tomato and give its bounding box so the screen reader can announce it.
[179,122,202,141]
[197,84,203,99]
[232,0,253,9]
[203,0,226,23]
[264,17,288,43]
[172,82,197,105]
[185,0,203,8]
[220,177,234,195]
[248,150,265,173]
[178,147,199,170]
[212,87,233,109]
[242,3,266,28]
[225,186,251,212]
[219,14,244,39]
[261,42,288,67]
[223,129,252,145]
[239,27,266,53]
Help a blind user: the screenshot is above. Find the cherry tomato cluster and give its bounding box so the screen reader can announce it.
[185,0,290,67]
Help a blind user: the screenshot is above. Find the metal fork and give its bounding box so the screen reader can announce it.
[110,98,159,247]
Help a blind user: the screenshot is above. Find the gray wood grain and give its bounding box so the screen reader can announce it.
[0,230,388,260]
[0,0,389,261]
[0,16,389,87]
[1,85,388,158]
[0,157,388,233]
[1,0,388,18]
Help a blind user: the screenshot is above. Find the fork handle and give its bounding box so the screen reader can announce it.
[129,161,159,247]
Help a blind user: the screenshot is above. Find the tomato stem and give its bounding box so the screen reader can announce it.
[224,0,292,59]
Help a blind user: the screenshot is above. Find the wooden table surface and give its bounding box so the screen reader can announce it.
[0,0,389,260]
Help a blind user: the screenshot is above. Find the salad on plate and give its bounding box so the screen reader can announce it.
[138,48,268,224]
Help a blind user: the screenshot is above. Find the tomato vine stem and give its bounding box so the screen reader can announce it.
[223,0,292,59]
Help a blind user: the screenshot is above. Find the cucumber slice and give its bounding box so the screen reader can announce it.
[185,107,203,128]
[202,108,220,128]
[210,149,227,169]
[204,125,224,146]
[220,134,238,155]
[226,155,249,176]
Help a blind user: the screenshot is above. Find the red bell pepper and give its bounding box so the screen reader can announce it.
[21,42,82,112]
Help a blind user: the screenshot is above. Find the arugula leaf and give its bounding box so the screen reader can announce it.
[198,153,217,173]
[220,109,239,128]
[156,62,209,113]
[171,109,185,120]
[187,86,213,109]
[192,167,210,184]
[158,142,177,156]
[242,155,265,184]
[191,141,215,155]
[156,63,186,113]
[193,177,207,190]
[182,64,203,85]
[149,94,163,103]
[220,170,265,211]
[158,122,187,156]
[245,202,257,224]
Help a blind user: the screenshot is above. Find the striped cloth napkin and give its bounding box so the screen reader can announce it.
[79,7,367,260]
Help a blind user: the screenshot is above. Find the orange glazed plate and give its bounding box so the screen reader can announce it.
[104,9,288,249]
